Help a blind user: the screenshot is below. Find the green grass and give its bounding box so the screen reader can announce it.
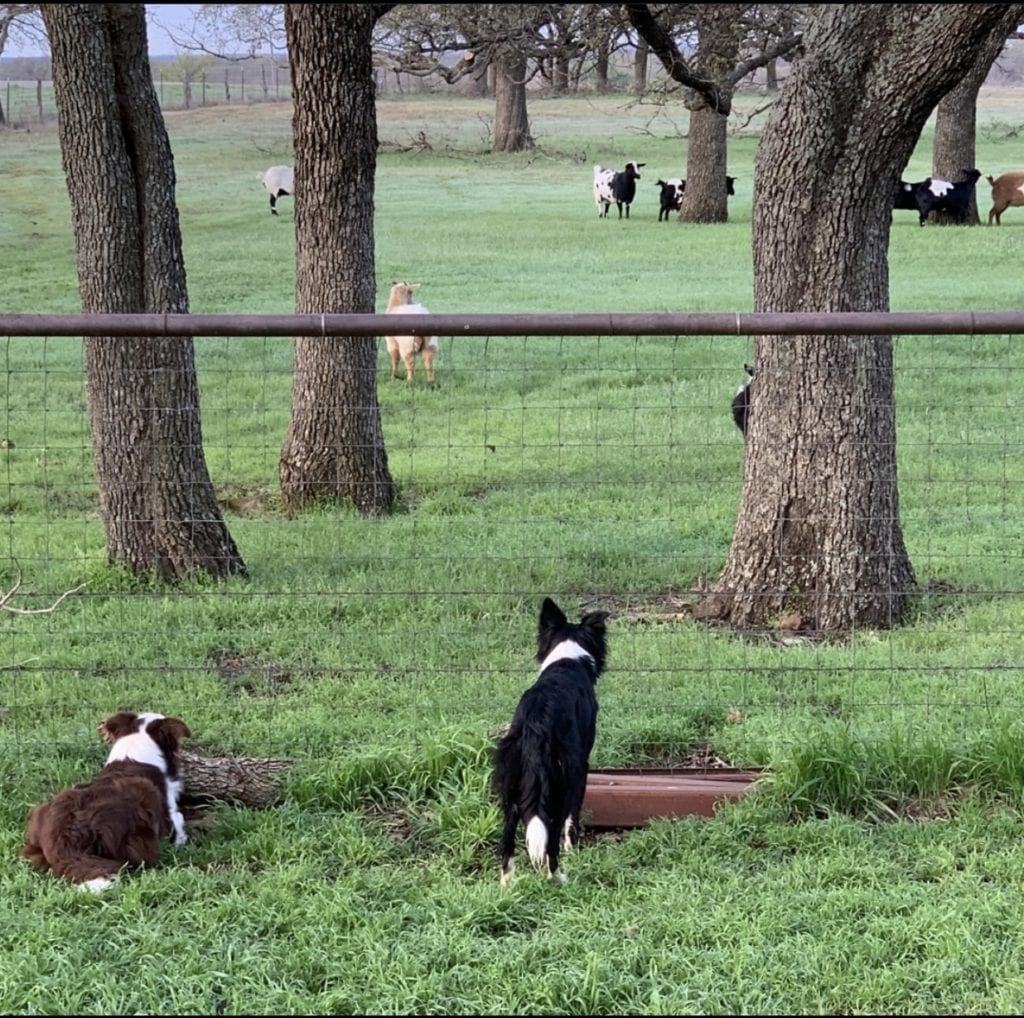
[5,88,1024,1013]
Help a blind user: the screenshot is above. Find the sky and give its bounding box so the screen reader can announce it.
[4,4,201,58]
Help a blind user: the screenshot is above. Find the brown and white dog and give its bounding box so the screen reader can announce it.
[23,711,191,892]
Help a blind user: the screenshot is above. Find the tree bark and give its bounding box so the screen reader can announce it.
[931,25,1010,225]
[279,4,396,516]
[41,3,245,581]
[551,54,570,94]
[633,37,648,94]
[697,4,1024,634]
[493,45,533,152]
[468,55,491,97]
[679,6,740,224]
[180,750,291,809]
[680,105,730,223]
[595,34,610,93]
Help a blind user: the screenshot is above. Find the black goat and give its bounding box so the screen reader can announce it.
[656,176,736,221]
[895,169,982,225]
[732,363,754,436]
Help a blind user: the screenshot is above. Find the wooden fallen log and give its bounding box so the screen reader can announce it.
[178,749,291,809]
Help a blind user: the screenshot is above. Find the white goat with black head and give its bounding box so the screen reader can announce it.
[593,161,645,219]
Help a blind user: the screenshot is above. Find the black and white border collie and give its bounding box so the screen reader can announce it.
[493,597,609,885]
[23,711,191,892]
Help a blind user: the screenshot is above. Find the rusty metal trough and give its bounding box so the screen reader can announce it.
[583,768,763,828]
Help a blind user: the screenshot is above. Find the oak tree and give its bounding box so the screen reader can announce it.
[41,2,245,580]
[278,3,397,515]
[696,3,1024,633]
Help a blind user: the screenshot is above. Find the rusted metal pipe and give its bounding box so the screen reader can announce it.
[2,311,1024,337]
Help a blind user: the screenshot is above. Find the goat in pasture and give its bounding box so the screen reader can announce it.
[383,282,438,385]
[593,162,645,219]
[986,171,1024,225]
[656,176,736,220]
[732,363,754,437]
[258,165,294,216]
[894,169,982,225]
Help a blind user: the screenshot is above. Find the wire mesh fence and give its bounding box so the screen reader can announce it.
[2,314,1023,774]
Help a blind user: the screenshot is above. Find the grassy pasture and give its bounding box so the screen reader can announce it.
[4,89,1024,1013]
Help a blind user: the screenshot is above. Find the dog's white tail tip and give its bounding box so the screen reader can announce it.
[525,816,547,869]
[80,876,117,894]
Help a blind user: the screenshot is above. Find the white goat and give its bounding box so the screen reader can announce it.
[258,165,294,215]
[384,282,438,385]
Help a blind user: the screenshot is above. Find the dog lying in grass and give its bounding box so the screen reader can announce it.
[23,711,190,892]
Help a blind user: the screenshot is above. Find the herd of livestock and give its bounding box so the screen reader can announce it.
[256,158,1024,227]
[590,160,1024,225]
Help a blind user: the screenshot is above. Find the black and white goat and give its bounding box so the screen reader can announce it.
[656,176,736,220]
[894,169,982,226]
[593,161,645,219]
[656,178,685,221]
[732,363,754,437]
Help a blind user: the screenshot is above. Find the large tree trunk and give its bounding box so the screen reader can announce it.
[697,4,1024,634]
[551,54,570,94]
[493,46,533,152]
[41,3,245,581]
[279,4,396,516]
[679,106,730,223]
[931,26,1010,225]
[679,6,740,225]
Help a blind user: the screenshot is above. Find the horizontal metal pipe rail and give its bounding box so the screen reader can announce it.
[3,311,1024,337]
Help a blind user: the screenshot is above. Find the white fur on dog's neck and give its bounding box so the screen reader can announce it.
[538,639,593,675]
[105,713,168,773]
[104,712,188,846]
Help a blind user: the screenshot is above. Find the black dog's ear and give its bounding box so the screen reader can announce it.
[580,610,610,633]
[744,363,754,377]
[539,597,567,633]
[538,598,569,654]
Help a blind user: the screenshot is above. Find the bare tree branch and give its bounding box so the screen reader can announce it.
[0,572,86,616]
[726,29,803,88]
[0,4,46,59]
[626,2,727,112]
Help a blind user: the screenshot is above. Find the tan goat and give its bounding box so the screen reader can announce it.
[986,171,1024,225]
[383,282,438,384]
